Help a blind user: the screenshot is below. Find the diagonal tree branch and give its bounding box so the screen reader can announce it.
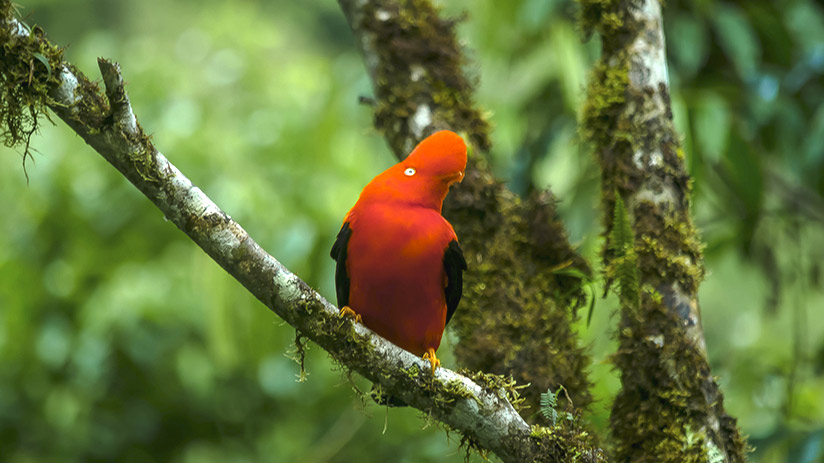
[0,8,606,463]
[579,0,749,462]
[338,0,596,418]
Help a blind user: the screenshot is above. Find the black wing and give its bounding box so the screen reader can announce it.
[443,239,467,326]
[330,222,352,308]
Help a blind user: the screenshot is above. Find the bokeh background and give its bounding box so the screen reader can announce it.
[1,0,823,462]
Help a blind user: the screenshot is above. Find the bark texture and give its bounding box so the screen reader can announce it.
[338,0,595,418]
[579,0,749,461]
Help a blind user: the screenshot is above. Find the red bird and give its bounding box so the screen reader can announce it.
[330,130,468,374]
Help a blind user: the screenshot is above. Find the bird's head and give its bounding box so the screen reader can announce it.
[360,130,468,212]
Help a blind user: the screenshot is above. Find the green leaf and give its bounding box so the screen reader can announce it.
[713,4,760,78]
[586,284,596,327]
[540,388,559,425]
[669,14,708,78]
[552,266,591,281]
[32,53,52,78]
[694,92,730,163]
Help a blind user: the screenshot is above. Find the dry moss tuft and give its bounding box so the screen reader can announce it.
[0,4,64,178]
[526,416,607,463]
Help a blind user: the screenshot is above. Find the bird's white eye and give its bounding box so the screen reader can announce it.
[404,167,416,176]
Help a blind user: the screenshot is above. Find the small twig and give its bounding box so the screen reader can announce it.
[98,59,137,134]
[357,95,375,106]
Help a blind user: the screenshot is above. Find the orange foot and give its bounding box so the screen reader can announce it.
[338,305,362,323]
[423,348,441,375]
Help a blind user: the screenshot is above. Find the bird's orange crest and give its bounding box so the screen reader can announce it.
[354,130,468,213]
[404,130,467,184]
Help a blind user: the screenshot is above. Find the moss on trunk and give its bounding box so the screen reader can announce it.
[578,0,749,461]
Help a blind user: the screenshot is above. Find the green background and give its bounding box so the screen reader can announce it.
[1,0,823,462]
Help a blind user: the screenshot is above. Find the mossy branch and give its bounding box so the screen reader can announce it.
[338,0,598,420]
[0,6,607,463]
[579,0,749,462]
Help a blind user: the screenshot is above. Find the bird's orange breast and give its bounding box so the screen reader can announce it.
[345,203,456,355]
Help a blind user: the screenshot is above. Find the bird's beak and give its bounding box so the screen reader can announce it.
[444,171,464,186]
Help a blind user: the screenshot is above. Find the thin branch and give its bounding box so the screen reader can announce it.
[99,60,137,134]
[0,12,606,463]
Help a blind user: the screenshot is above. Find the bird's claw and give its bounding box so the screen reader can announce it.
[423,348,440,375]
[339,306,362,323]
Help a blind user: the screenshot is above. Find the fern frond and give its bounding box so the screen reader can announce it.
[609,194,640,309]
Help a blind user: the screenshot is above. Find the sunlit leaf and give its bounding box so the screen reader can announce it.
[32,52,51,78]
[713,4,760,78]
[694,92,730,163]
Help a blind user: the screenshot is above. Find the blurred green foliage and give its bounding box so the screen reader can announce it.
[0,0,822,462]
